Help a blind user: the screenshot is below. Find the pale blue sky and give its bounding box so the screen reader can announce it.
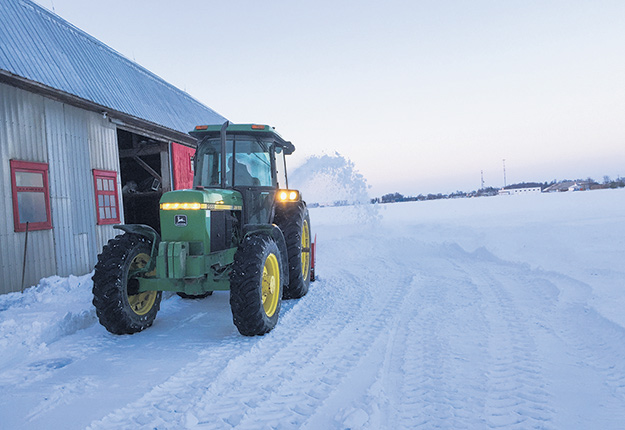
[36,0,625,196]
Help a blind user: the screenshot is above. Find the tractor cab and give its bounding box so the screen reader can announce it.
[190,122,297,225]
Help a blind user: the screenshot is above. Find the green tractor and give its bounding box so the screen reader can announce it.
[92,122,315,336]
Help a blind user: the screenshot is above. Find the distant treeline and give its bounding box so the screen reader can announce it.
[372,176,625,204]
[372,188,500,204]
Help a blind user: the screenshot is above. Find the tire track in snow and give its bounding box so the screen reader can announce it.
[187,259,415,429]
[474,261,625,429]
[558,299,625,398]
[87,235,417,429]
[445,246,557,430]
[537,272,625,426]
[295,242,457,429]
[392,261,491,429]
[298,241,496,429]
[475,266,554,430]
[86,335,254,430]
[563,307,625,399]
[384,245,555,429]
[86,238,368,428]
[86,274,352,430]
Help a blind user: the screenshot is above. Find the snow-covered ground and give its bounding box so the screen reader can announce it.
[1,188,624,429]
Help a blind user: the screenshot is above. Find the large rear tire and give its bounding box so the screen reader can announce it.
[92,233,161,335]
[275,203,311,299]
[230,234,283,336]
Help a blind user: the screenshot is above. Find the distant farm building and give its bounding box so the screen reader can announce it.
[542,181,594,193]
[498,187,542,196]
[0,0,226,294]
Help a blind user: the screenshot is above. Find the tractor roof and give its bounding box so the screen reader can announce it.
[190,123,295,154]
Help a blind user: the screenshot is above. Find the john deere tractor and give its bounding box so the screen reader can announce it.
[92,122,314,336]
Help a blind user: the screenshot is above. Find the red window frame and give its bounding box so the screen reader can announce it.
[10,160,53,232]
[93,169,121,225]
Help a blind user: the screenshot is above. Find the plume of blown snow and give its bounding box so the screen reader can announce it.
[289,153,380,223]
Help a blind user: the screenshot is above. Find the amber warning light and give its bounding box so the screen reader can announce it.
[277,190,300,202]
[195,125,209,130]
[251,124,266,130]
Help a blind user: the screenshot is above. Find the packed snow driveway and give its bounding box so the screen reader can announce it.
[1,189,624,429]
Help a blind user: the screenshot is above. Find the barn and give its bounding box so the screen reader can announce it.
[0,0,227,294]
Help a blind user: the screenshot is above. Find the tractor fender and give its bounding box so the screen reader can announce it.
[242,224,290,287]
[113,224,161,271]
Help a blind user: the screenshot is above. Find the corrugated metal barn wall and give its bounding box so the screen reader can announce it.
[86,110,121,254]
[0,82,56,293]
[46,100,103,277]
[1,82,122,294]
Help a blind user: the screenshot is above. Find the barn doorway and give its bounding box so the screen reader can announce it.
[117,128,170,233]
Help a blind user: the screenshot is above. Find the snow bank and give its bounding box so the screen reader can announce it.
[0,273,95,357]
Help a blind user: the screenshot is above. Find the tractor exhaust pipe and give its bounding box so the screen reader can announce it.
[220,120,229,187]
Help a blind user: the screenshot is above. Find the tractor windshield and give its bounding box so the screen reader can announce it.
[194,137,274,188]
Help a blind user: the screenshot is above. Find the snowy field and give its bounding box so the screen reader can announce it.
[1,188,624,430]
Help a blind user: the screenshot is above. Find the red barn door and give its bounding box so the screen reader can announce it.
[171,142,195,190]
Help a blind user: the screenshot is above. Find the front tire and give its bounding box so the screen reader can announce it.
[230,234,283,336]
[92,233,161,335]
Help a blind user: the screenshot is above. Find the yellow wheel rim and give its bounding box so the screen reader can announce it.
[127,252,157,316]
[301,219,311,281]
[262,253,280,317]
[128,291,157,316]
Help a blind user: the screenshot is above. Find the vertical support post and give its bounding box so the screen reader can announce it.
[160,142,172,192]
[21,222,29,293]
[283,153,289,190]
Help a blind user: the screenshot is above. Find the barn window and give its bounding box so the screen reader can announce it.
[93,169,120,224]
[10,160,53,232]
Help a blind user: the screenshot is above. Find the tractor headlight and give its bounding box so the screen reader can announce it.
[160,202,208,210]
[277,190,300,202]
[160,202,242,211]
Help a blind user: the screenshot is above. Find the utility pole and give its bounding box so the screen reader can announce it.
[502,159,507,188]
[481,170,485,190]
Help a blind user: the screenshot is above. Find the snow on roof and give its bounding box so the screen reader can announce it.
[0,0,226,135]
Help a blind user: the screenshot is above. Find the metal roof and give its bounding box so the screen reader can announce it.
[0,0,226,136]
